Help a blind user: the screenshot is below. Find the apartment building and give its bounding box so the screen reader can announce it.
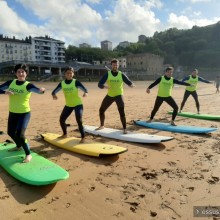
[101,40,112,51]
[0,35,32,63]
[0,35,65,64]
[32,36,65,63]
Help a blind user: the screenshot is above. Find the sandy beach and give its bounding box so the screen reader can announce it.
[0,80,219,220]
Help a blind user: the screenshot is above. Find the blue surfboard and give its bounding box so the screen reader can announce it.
[134,120,218,134]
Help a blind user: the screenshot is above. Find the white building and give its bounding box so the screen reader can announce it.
[0,35,32,63]
[32,36,65,63]
[101,40,112,51]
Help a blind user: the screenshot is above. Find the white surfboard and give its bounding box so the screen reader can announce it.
[84,125,174,143]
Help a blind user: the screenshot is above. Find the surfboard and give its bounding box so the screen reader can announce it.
[134,120,218,134]
[168,111,220,120]
[84,125,174,143]
[0,140,69,185]
[41,133,127,157]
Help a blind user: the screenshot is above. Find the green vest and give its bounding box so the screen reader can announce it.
[157,76,173,97]
[107,71,123,97]
[186,75,198,92]
[61,79,82,107]
[8,80,31,113]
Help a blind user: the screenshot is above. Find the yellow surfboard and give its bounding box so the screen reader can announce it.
[41,133,127,157]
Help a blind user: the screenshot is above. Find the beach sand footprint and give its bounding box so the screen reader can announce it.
[0,195,9,200]
[24,209,37,214]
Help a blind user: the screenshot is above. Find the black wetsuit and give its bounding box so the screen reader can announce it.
[148,76,190,120]
[0,80,43,155]
[52,79,88,138]
[98,71,133,129]
[180,75,211,112]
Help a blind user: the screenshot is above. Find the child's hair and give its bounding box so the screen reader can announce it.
[165,66,173,72]
[64,66,74,73]
[14,63,28,73]
[193,68,198,73]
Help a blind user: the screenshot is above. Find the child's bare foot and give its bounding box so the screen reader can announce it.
[79,138,85,144]
[95,126,104,130]
[147,119,152,123]
[8,147,22,152]
[123,129,128,134]
[170,120,177,126]
[59,134,67,138]
[23,155,32,163]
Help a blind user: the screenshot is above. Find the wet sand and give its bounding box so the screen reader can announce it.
[0,81,219,220]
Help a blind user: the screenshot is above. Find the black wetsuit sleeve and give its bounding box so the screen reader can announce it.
[198,76,211,83]
[182,76,190,82]
[26,83,44,94]
[51,82,62,95]
[75,80,88,93]
[147,77,162,89]
[98,73,108,89]
[173,79,191,86]
[122,73,133,86]
[0,89,5,94]
[0,80,13,90]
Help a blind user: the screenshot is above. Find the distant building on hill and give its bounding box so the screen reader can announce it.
[118,41,130,48]
[138,34,147,43]
[79,43,91,48]
[101,40,112,51]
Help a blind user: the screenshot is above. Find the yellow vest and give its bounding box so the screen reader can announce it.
[186,75,198,92]
[157,76,173,97]
[8,80,31,113]
[61,79,82,107]
[107,71,123,97]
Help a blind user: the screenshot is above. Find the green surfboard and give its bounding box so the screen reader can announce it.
[168,111,220,120]
[0,141,69,185]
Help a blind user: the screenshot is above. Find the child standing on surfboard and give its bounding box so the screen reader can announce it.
[179,68,211,114]
[0,64,45,163]
[146,66,191,126]
[52,67,88,143]
[96,59,135,134]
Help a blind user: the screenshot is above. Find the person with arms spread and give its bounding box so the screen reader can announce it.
[0,63,45,163]
[179,69,211,114]
[52,67,88,143]
[146,66,191,126]
[96,59,135,134]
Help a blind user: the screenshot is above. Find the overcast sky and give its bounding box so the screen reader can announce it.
[1,0,220,48]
